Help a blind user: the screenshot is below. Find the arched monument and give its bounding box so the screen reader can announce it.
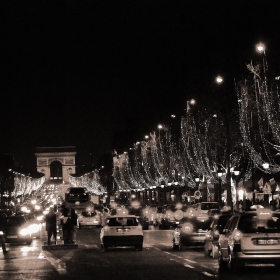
[35,146,76,184]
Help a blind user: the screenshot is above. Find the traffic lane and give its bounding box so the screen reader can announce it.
[46,227,280,280]
[156,242,280,280]
[62,242,213,280]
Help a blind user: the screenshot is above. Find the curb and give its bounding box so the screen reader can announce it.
[42,244,78,250]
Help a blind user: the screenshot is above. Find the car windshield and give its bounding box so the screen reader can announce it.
[201,203,219,211]
[1,217,25,226]
[180,217,213,231]
[107,217,139,226]
[217,215,232,227]
[68,188,87,194]
[238,213,280,233]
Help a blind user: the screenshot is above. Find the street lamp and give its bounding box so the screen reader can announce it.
[217,168,223,207]
[262,162,270,207]
[216,75,223,84]
[256,43,265,54]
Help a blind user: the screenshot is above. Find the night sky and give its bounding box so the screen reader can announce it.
[1,0,280,170]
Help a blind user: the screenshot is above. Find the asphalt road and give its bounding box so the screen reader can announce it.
[0,227,280,280]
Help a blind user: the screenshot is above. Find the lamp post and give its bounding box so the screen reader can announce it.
[262,162,270,207]
[215,75,235,213]
[217,168,223,208]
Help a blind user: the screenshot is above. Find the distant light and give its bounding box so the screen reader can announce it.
[216,76,223,84]
[189,99,196,105]
[171,114,176,118]
[256,43,265,53]
[158,124,163,129]
[263,162,270,170]
[144,135,149,139]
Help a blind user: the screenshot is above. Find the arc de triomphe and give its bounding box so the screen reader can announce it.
[35,146,76,184]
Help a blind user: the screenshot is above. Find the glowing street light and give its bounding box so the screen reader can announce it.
[216,75,223,84]
[256,43,265,54]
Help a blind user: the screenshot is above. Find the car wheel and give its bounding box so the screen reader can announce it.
[104,244,109,252]
[137,243,143,251]
[178,241,184,251]
[228,255,238,271]
[26,239,32,245]
[172,239,179,250]
[218,250,228,270]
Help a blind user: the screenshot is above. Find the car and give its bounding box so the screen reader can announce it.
[204,212,232,258]
[218,208,280,270]
[0,215,33,245]
[172,214,213,250]
[128,206,149,230]
[77,211,102,228]
[158,204,185,229]
[195,202,220,218]
[100,215,144,251]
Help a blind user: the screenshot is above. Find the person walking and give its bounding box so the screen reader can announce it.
[45,207,57,245]
[70,209,78,244]
[62,209,74,244]
[0,212,8,253]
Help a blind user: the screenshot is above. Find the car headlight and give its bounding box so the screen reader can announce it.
[36,215,44,221]
[0,231,4,235]
[19,228,30,236]
[28,224,41,234]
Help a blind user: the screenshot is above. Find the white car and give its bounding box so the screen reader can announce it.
[100,215,143,251]
[77,211,101,228]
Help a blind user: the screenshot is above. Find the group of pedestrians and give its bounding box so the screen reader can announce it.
[45,206,78,245]
[60,208,78,244]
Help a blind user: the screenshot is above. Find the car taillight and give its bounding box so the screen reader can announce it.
[233,230,242,243]
[103,226,109,232]
[138,225,142,230]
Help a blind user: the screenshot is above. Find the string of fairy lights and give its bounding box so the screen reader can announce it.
[68,170,107,195]
[113,44,280,198]
[12,171,45,197]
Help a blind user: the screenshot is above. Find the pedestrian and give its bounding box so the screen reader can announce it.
[45,207,57,245]
[270,198,277,211]
[0,212,8,253]
[62,209,74,244]
[70,209,78,244]
[101,208,110,227]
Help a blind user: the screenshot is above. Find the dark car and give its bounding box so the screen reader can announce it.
[172,215,213,250]
[0,215,33,245]
[158,204,184,229]
[128,207,149,230]
[218,209,280,270]
[204,212,232,258]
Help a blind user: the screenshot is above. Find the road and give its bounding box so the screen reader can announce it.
[0,227,280,280]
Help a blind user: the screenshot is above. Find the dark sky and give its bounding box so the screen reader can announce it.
[1,0,280,169]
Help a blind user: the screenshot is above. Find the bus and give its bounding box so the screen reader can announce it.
[64,187,91,212]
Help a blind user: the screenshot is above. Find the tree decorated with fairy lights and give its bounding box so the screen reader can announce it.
[237,49,280,180]
[113,44,280,208]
